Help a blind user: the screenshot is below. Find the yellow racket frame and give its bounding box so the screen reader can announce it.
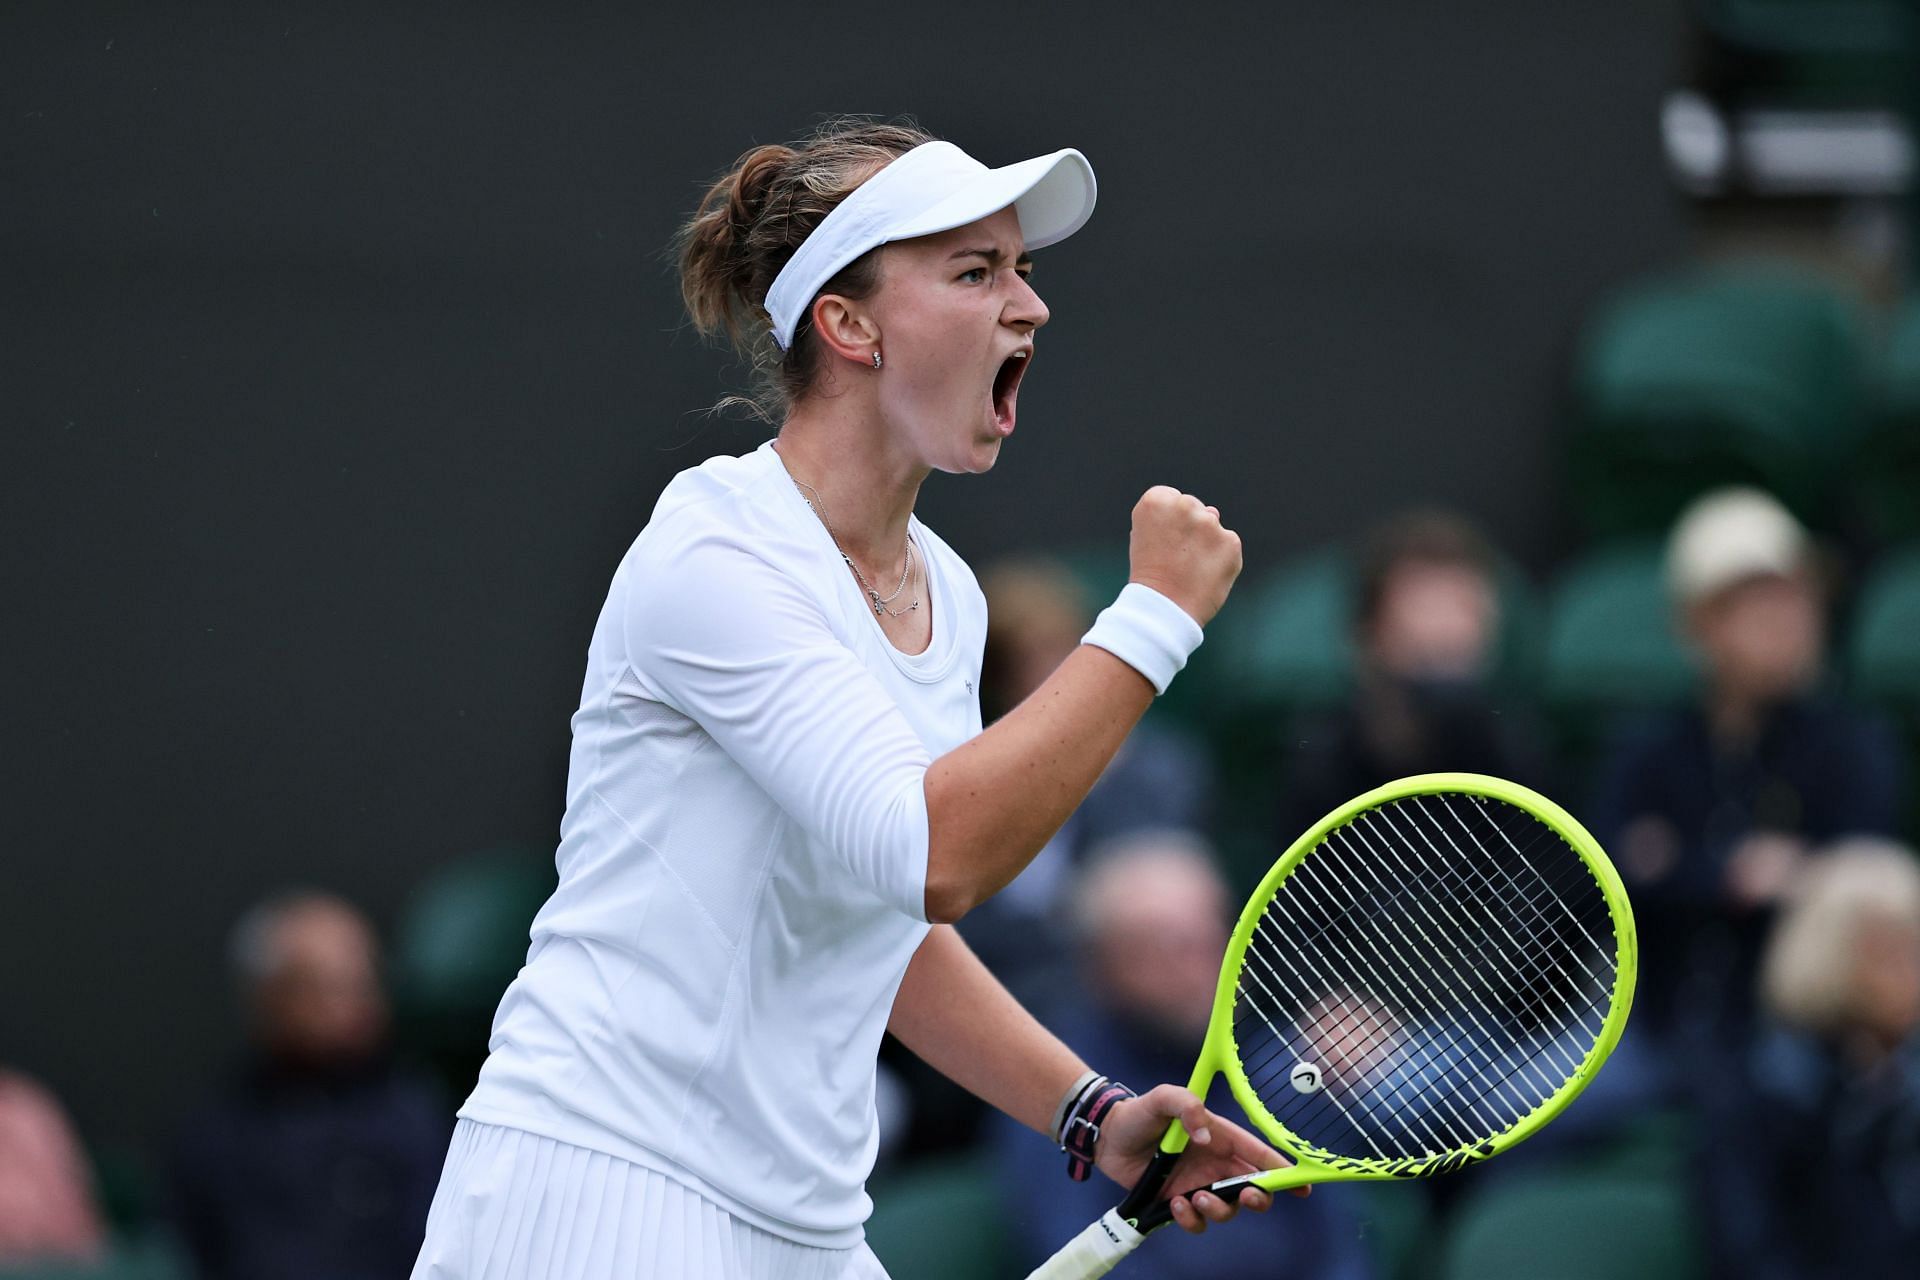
[1155,772,1638,1193]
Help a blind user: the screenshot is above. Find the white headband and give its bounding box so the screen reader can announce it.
[762,140,1097,350]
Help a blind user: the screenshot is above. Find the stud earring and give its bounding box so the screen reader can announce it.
[871,351,883,370]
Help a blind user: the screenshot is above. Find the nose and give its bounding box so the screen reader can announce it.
[1005,269,1050,332]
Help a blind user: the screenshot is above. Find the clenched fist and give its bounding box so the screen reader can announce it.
[1128,486,1243,627]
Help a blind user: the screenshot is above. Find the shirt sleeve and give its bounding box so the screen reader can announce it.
[621,529,932,921]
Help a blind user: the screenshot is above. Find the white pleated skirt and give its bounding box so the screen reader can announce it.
[412,1120,891,1280]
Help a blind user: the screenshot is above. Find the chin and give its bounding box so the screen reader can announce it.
[967,439,1004,473]
[932,437,1003,476]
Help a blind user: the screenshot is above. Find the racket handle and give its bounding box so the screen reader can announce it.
[1023,1209,1145,1280]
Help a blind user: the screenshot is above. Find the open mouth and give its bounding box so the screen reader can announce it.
[991,349,1031,432]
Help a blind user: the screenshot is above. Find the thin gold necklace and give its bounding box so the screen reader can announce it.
[792,479,920,617]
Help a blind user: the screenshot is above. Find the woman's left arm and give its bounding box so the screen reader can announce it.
[887,925,1280,1232]
[887,924,1084,1135]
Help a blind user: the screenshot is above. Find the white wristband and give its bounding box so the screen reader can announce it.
[1080,582,1204,695]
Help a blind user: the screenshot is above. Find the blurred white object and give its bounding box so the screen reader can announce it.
[1666,487,1812,605]
[1661,89,1912,196]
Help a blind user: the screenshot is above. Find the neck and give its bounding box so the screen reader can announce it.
[775,391,927,567]
[1705,683,1785,745]
[1839,1025,1897,1075]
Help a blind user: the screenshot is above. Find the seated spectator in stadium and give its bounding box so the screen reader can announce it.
[1277,511,1546,843]
[1699,841,1920,1278]
[962,555,1214,1003]
[0,1068,106,1265]
[171,891,449,1280]
[988,832,1377,1280]
[1590,489,1907,1057]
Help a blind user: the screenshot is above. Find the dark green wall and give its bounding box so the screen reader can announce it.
[3,0,1686,1153]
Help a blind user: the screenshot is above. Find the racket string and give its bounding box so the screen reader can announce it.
[1288,843,1573,1127]
[1269,819,1595,1101]
[1260,864,1543,1134]
[1428,793,1614,977]
[1248,865,1553,1151]
[1229,793,1619,1163]
[1361,800,1611,1043]
[1239,941,1495,1155]
[1243,896,1524,1153]
[1330,805,1612,1104]
[1408,795,1611,989]
[1236,914,1464,1154]
[1355,807,1611,1070]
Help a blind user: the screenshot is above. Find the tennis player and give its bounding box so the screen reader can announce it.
[412,118,1283,1279]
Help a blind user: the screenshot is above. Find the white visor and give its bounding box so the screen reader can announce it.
[763,140,1097,350]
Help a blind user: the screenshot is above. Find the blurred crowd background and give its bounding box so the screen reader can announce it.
[9,3,1920,1278]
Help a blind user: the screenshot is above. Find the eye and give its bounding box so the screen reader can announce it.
[959,267,989,284]
[1016,267,1034,283]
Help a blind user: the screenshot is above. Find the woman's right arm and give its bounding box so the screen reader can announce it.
[922,485,1240,921]
[628,485,1239,925]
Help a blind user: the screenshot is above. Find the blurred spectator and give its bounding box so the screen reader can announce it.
[171,891,449,1280]
[1277,511,1546,842]
[1591,488,1907,1055]
[988,832,1376,1280]
[1699,840,1920,1278]
[0,1067,107,1264]
[962,556,1214,1004]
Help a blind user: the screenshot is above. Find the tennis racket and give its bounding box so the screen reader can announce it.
[1027,772,1637,1279]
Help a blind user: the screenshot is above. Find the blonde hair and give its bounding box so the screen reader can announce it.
[1760,838,1920,1035]
[675,116,937,420]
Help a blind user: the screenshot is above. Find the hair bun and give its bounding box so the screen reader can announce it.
[674,117,936,418]
[728,145,796,234]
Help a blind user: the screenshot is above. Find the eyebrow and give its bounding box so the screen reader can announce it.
[949,246,1035,268]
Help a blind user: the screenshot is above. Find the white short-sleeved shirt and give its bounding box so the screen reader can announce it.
[460,439,986,1248]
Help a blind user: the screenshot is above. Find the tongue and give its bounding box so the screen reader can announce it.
[993,359,1020,420]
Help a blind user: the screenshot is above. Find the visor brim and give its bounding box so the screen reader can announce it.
[885,148,1096,252]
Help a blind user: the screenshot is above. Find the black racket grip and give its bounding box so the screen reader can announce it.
[1129,1170,1266,1235]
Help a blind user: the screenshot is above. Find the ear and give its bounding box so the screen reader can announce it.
[810,293,881,367]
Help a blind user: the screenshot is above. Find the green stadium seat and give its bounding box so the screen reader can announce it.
[1342,1181,1435,1280]
[1850,544,1920,720]
[1213,547,1542,722]
[393,846,556,1096]
[863,1156,1008,1280]
[0,1235,191,1280]
[1849,544,1920,838]
[1861,305,1920,541]
[1570,264,1870,536]
[1215,550,1355,718]
[1439,1172,1704,1280]
[83,1145,159,1239]
[1698,0,1909,110]
[1542,542,1697,737]
[1056,541,1220,731]
[1576,1108,1697,1182]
